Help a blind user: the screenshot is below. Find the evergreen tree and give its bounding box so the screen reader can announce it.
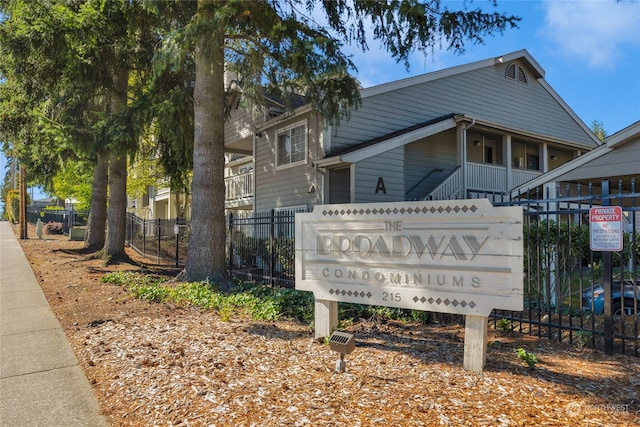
[0,0,161,259]
[153,0,520,283]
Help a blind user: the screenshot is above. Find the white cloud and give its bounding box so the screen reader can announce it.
[540,0,640,69]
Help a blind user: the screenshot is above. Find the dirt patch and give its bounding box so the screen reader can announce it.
[14,224,640,426]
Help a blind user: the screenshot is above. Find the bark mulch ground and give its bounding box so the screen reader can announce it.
[15,225,640,426]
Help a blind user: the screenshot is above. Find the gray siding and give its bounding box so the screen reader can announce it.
[224,107,258,146]
[254,112,324,211]
[330,60,595,153]
[560,139,640,181]
[404,130,457,199]
[353,147,404,203]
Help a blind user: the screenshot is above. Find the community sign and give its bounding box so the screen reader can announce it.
[295,199,524,317]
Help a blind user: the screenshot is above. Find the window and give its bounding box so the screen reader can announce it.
[276,121,307,168]
[468,133,502,165]
[505,63,527,84]
[512,140,540,171]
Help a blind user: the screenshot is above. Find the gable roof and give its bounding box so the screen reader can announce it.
[325,49,601,159]
[360,49,545,99]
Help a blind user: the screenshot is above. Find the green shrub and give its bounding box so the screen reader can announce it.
[111,272,450,328]
[5,190,20,223]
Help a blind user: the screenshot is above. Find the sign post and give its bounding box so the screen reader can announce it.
[295,199,523,371]
[589,180,621,355]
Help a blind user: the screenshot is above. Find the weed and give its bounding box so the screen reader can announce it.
[496,318,513,334]
[338,318,354,329]
[101,271,138,286]
[515,347,538,369]
[130,282,168,302]
[219,304,233,322]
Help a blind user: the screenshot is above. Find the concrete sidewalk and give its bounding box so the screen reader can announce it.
[0,221,107,426]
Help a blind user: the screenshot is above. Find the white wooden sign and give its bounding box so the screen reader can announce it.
[295,199,524,371]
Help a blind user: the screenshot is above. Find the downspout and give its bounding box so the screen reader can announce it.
[461,117,476,198]
[314,115,328,206]
[252,131,257,213]
[315,115,321,207]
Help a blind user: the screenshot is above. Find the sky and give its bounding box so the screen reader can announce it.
[2,0,639,205]
[343,0,640,135]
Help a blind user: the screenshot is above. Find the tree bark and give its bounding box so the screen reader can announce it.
[184,0,228,285]
[85,152,108,250]
[104,152,127,260]
[103,66,129,262]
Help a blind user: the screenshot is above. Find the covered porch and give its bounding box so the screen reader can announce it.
[427,162,541,200]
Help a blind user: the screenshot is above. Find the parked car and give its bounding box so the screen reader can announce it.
[582,280,640,316]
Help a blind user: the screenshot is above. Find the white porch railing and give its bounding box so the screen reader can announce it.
[512,169,541,188]
[427,167,461,200]
[467,162,541,193]
[427,163,542,200]
[225,170,254,203]
[467,163,507,192]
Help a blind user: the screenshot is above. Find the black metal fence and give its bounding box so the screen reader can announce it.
[227,208,304,288]
[492,179,639,356]
[50,178,639,356]
[125,213,189,267]
[27,209,89,235]
[225,180,640,356]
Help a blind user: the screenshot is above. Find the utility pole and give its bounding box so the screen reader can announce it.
[19,165,27,239]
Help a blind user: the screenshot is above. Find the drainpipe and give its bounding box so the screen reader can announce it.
[315,115,321,207]
[461,117,476,198]
[252,130,258,212]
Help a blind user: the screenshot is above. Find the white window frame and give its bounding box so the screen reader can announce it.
[276,120,308,170]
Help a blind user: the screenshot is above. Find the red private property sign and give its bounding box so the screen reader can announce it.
[589,206,624,252]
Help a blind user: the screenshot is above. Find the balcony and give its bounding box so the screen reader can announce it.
[155,186,171,200]
[225,170,254,208]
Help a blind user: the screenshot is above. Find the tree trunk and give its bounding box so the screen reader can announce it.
[103,66,129,261]
[104,153,127,260]
[184,0,228,285]
[85,152,108,250]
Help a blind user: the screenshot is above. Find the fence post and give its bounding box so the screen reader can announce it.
[143,218,146,257]
[175,217,179,268]
[157,218,161,264]
[128,213,133,247]
[228,213,234,273]
[602,179,614,355]
[270,209,275,287]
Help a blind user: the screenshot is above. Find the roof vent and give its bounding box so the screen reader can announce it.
[506,63,527,84]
